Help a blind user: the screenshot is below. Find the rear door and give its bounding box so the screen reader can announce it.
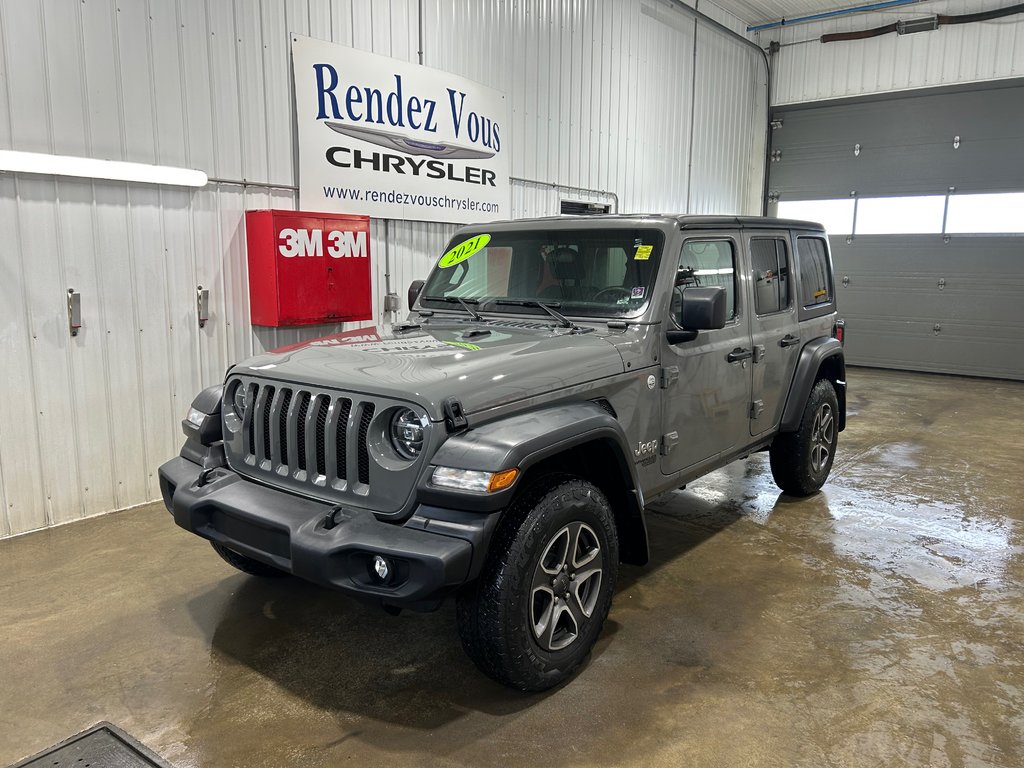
[746,232,801,435]
[660,234,753,474]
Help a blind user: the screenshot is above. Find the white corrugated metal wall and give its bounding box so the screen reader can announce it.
[0,0,766,537]
[761,0,1024,105]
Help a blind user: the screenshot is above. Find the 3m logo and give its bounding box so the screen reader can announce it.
[278,228,368,259]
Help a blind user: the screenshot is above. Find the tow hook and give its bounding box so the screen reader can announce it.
[322,505,344,530]
[196,468,217,488]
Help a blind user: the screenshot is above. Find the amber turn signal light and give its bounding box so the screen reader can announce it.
[487,468,519,493]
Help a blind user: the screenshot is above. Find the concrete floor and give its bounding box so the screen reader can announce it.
[2,368,1023,767]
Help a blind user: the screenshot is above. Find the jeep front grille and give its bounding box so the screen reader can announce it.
[357,403,375,485]
[221,376,428,515]
[232,381,379,493]
[334,398,352,481]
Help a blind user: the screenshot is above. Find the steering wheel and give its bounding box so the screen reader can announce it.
[592,286,632,303]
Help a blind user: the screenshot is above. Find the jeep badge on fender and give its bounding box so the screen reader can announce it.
[160,214,846,692]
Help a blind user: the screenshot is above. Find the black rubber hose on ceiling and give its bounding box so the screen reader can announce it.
[821,2,1024,43]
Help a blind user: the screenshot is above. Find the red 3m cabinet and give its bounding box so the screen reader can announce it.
[245,209,373,327]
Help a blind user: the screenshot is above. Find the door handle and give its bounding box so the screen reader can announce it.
[780,334,800,348]
[727,347,753,363]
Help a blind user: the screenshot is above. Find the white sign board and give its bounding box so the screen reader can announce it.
[292,36,511,225]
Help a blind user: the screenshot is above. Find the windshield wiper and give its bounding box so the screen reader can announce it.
[495,299,581,330]
[422,295,484,321]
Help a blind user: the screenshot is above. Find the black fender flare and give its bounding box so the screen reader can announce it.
[179,384,227,467]
[418,401,649,564]
[780,337,847,433]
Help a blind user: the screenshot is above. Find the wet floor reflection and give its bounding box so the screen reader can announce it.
[2,368,1023,767]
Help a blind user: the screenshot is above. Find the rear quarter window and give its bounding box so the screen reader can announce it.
[796,237,833,308]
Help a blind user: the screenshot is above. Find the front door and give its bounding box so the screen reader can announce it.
[746,233,801,436]
[660,235,753,475]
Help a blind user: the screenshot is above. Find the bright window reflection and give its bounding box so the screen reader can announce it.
[777,199,854,236]
[856,195,946,234]
[945,193,1024,234]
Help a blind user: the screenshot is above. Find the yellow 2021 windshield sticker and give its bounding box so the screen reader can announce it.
[439,234,491,268]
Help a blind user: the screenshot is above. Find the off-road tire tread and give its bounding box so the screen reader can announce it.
[456,476,618,691]
[770,378,839,496]
[210,540,287,577]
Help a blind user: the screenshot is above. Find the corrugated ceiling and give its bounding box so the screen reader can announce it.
[711,0,929,26]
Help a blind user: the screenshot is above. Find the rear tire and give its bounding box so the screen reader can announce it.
[770,378,839,496]
[210,541,287,578]
[456,477,618,692]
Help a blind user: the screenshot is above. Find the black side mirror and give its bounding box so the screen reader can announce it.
[667,286,727,344]
[408,279,425,310]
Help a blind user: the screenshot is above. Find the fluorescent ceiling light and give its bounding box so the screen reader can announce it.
[0,149,208,187]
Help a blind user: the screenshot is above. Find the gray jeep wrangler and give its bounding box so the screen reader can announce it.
[159,215,846,691]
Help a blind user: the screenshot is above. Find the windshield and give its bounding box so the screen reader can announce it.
[420,228,664,319]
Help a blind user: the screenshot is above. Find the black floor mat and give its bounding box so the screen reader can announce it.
[8,722,174,768]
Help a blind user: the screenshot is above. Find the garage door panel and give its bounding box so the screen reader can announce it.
[772,84,1024,198]
[777,138,1024,198]
[824,235,1024,380]
[775,88,1024,150]
[838,283,1024,325]
[832,236,1022,273]
[842,316,1023,380]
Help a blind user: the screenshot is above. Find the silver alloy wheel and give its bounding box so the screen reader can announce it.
[530,521,604,652]
[810,402,835,473]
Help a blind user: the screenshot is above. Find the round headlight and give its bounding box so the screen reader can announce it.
[390,408,425,459]
[226,380,250,420]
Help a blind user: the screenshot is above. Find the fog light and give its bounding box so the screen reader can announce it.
[373,555,390,582]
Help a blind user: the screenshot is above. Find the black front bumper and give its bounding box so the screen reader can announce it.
[158,457,498,607]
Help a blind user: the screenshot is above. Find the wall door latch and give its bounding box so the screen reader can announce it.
[197,285,210,329]
[67,288,82,337]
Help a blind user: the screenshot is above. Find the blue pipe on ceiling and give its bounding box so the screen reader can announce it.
[747,0,923,32]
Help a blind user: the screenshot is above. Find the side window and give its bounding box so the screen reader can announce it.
[797,237,833,307]
[678,240,737,319]
[750,238,791,315]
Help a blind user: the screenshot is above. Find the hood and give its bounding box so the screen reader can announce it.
[233,320,625,420]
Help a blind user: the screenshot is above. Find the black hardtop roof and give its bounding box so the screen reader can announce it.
[673,214,825,231]
[465,214,826,232]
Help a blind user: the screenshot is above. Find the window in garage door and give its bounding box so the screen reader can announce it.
[781,192,1024,237]
[855,195,945,234]
[777,198,854,236]
[945,192,1024,234]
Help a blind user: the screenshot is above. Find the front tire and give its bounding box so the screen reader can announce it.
[457,478,619,691]
[210,540,287,578]
[770,378,839,496]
